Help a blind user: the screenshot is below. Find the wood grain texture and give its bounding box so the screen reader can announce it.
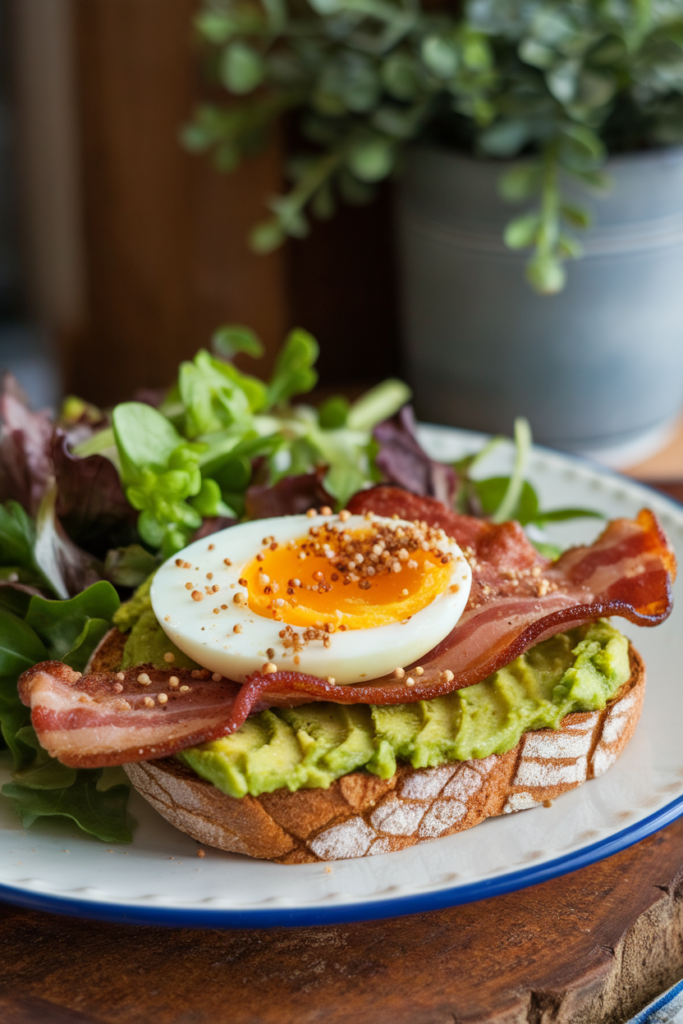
[68,0,288,405]
[0,818,682,1023]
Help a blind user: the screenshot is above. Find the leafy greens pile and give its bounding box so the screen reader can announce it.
[0,325,600,842]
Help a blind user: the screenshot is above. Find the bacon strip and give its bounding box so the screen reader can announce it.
[18,488,675,768]
[18,662,239,768]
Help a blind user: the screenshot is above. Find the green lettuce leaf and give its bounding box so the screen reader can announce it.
[25,581,120,665]
[0,581,132,844]
[266,328,318,409]
[0,501,39,572]
[0,607,47,677]
[2,771,133,843]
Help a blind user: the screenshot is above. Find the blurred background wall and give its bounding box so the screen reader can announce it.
[1,0,399,409]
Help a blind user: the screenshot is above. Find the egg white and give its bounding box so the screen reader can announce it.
[150,514,472,684]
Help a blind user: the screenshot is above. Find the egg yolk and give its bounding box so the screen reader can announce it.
[243,528,456,630]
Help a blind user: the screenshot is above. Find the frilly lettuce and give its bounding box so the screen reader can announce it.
[81,327,411,555]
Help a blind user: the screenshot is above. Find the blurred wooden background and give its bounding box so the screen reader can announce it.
[8,0,400,406]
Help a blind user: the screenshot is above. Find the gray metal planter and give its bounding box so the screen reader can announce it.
[397,145,683,462]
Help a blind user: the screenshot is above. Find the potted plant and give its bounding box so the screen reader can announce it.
[184,0,683,462]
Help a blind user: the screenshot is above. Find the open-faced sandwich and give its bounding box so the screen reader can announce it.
[0,329,676,861]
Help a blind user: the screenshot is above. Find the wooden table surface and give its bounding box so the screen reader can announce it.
[2,448,683,1024]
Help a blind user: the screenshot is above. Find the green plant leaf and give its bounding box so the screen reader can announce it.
[491,417,532,524]
[319,396,350,430]
[267,328,319,407]
[526,255,566,294]
[561,203,592,228]
[113,403,184,483]
[498,164,541,202]
[463,32,491,70]
[532,541,563,560]
[221,42,264,95]
[421,36,459,79]
[381,54,421,101]
[11,726,77,790]
[474,477,540,525]
[196,12,237,44]
[0,675,33,766]
[189,478,237,519]
[557,233,583,259]
[105,545,160,589]
[346,138,395,183]
[214,452,253,488]
[25,581,120,663]
[307,0,342,13]
[2,772,133,844]
[346,379,411,431]
[504,212,541,249]
[0,502,38,571]
[558,123,605,171]
[250,218,286,252]
[533,507,605,524]
[480,119,532,158]
[212,324,265,361]
[0,608,47,677]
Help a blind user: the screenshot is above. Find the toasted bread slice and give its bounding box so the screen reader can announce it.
[122,646,645,863]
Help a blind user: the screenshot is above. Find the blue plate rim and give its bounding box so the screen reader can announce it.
[1,793,682,928]
[1,435,681,928]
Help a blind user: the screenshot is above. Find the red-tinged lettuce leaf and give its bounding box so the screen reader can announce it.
[133,386,168,408]
[0,374,54,515]
[53,432,138,557]
[0,575,46,617]
[374,405,456,506]
[104,544,159,588]
[192,516,238,540]
[34,482,105,599]
[246,468,333,519]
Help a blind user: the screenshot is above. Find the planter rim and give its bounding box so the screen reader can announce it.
[409,140,683,170]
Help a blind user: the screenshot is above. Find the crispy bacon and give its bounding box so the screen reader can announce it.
[18,662,239,768]
[18,489,676,768]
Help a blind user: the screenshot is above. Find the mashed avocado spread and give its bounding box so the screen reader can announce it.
[114,583,631,799]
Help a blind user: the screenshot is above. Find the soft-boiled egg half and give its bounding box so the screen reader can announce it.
[150,511,472,684]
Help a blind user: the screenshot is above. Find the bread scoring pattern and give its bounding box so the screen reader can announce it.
[124,648,644,863]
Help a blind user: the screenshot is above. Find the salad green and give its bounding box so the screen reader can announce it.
[0,322,603,842]
[79,326,410,557]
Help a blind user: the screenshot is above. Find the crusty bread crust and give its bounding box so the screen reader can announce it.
[123,646,645,863]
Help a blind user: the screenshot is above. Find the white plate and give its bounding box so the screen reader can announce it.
[0,426,681,927]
